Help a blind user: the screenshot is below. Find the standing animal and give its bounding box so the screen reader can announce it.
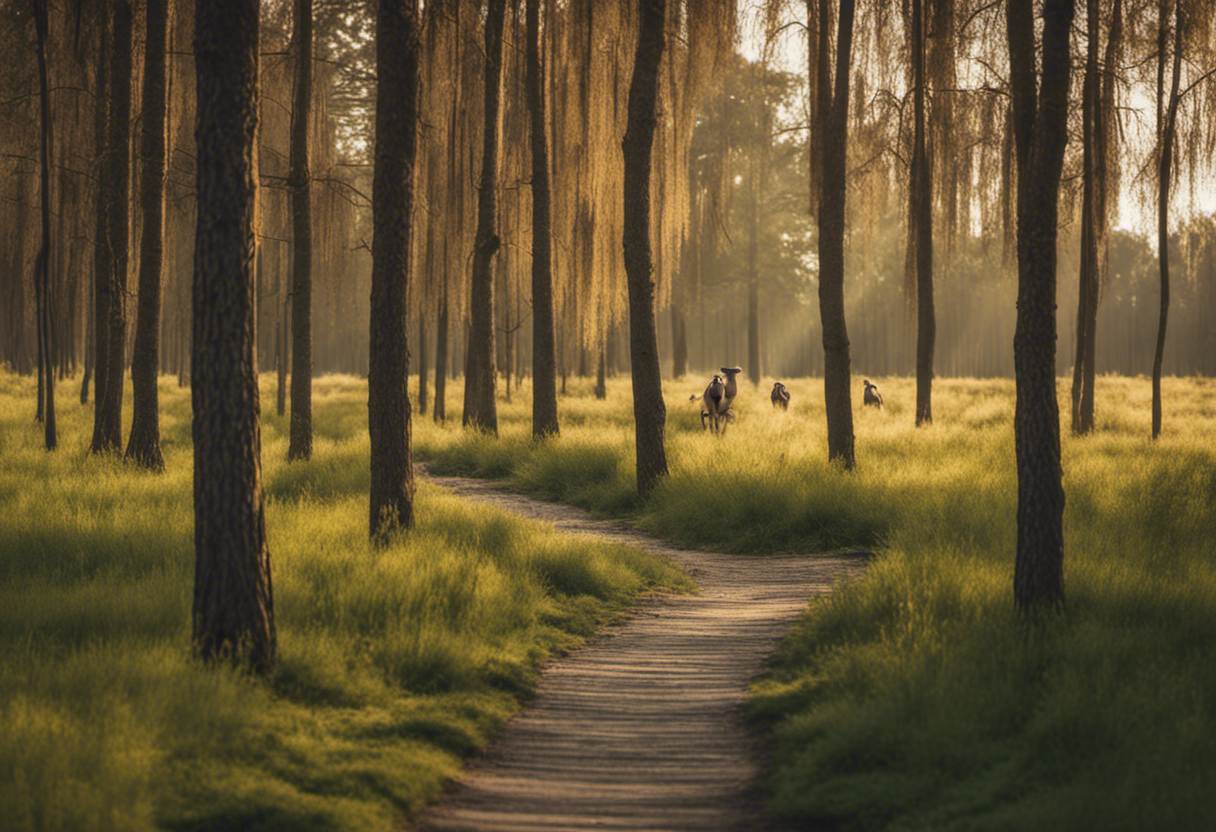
[694,374,730,434]
[720,367,743,409]
[863,379,884,409]
[771,382,790,410]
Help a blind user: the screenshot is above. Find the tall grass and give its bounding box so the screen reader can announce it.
[0,372,687,831]
[416,372,1216,829]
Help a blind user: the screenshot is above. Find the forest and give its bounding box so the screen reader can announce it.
[2,0,1215,829]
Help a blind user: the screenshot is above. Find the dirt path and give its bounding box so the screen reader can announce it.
[420,472,865,832]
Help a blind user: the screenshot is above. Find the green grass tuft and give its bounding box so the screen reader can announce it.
[0,372,687,831]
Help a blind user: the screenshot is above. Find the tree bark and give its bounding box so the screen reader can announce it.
[623,0,669,497]
[1007,0,1073,612]
[287,0,313,460]
[816,0,857,468]
[434,283,448,421]
[911,0,934,426]
[418,308,428,414]
[32,0,55,449]
[1071,0,1100,436]
[127,0,169,470]
[462,0,506,434]
[368,0,419,539]
[191,0,275,672]
[92,0,132,454]
[1152,0,1182,440]
[526,0,559,438]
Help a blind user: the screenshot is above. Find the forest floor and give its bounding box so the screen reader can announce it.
[5,371,1216,830]
[0,372,689,831]
[418,373,1216,830]
[418,470,863,831]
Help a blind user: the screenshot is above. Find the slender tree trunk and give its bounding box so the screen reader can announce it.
[369,0,419,539]
[526,0,559,438]
[276,252,287,416]
[418,309,428,414]
[1152,0,1182,440]
[911,0,934,426]
[1007,0,1073,612]
[191,0,275,672]
[11,176,30,377]
[463,0,506,433]
[288,0,313,460]
[1072,0,1099,436]
[595,343,606,399]
[816,0,857,468]
[92,0,132,455]
[623,0,669,497]
[127,0,169,469]
[32,0,55,449]
[434,285,448,421]
[81,266,93,404]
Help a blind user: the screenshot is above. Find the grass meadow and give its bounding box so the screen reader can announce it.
[0,371,687,831]
[4,368,1215,830]
[416,371,1216,830]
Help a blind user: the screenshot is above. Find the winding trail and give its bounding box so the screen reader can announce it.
[421,472,865,832]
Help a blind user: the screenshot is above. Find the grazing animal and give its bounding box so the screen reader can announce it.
[863,379,884,409]
[697,374,731,434]
[771,382,790,410]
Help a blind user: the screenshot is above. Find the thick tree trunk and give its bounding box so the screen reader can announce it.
[92,0,132,455]
[288,0,313,460]
[462,0,506,433]
[85,16,109,405]
[816,0,856,468]
[1007,0,1073,612]
[434,285,448,421]
[911,0,934,426]
[127,0,169,470]
[623,0,669,497]
[368,0,419,539]
[1152,0,1182,440]
[191,0,275,672]
[32,0,55,449]
[527,0,559,438]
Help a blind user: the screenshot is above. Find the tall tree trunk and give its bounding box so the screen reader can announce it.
[1152,0,1182,440]
[1071,0,1100,436]
[32,0,55,449]
[288,0,313,460]
[418,308,428,414]
[623,0,669,497]
[434,284,448,421]
[92,0,132,455]
[911,0,934,426]
[463,0,506,433]
[11,176,30,377]
[276,252,287,416]
[595,343,607,399]
[81,265,93,403]
[191,0,275,672]
[1007,0,1073,612]
[127,0,169,470]
[526,0,559,438]
[816,0,857,468]
[369,0,419,539]
[671,302,687,378]
[85,14,110,405]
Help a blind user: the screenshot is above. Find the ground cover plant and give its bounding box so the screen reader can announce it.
[0,372,688,831]
[416,372,1216,829]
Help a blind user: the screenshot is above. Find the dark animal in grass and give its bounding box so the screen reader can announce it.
[771,382,790,410]
[693,374,731,434]
[719,367,743,408]
[863,379,884,409]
